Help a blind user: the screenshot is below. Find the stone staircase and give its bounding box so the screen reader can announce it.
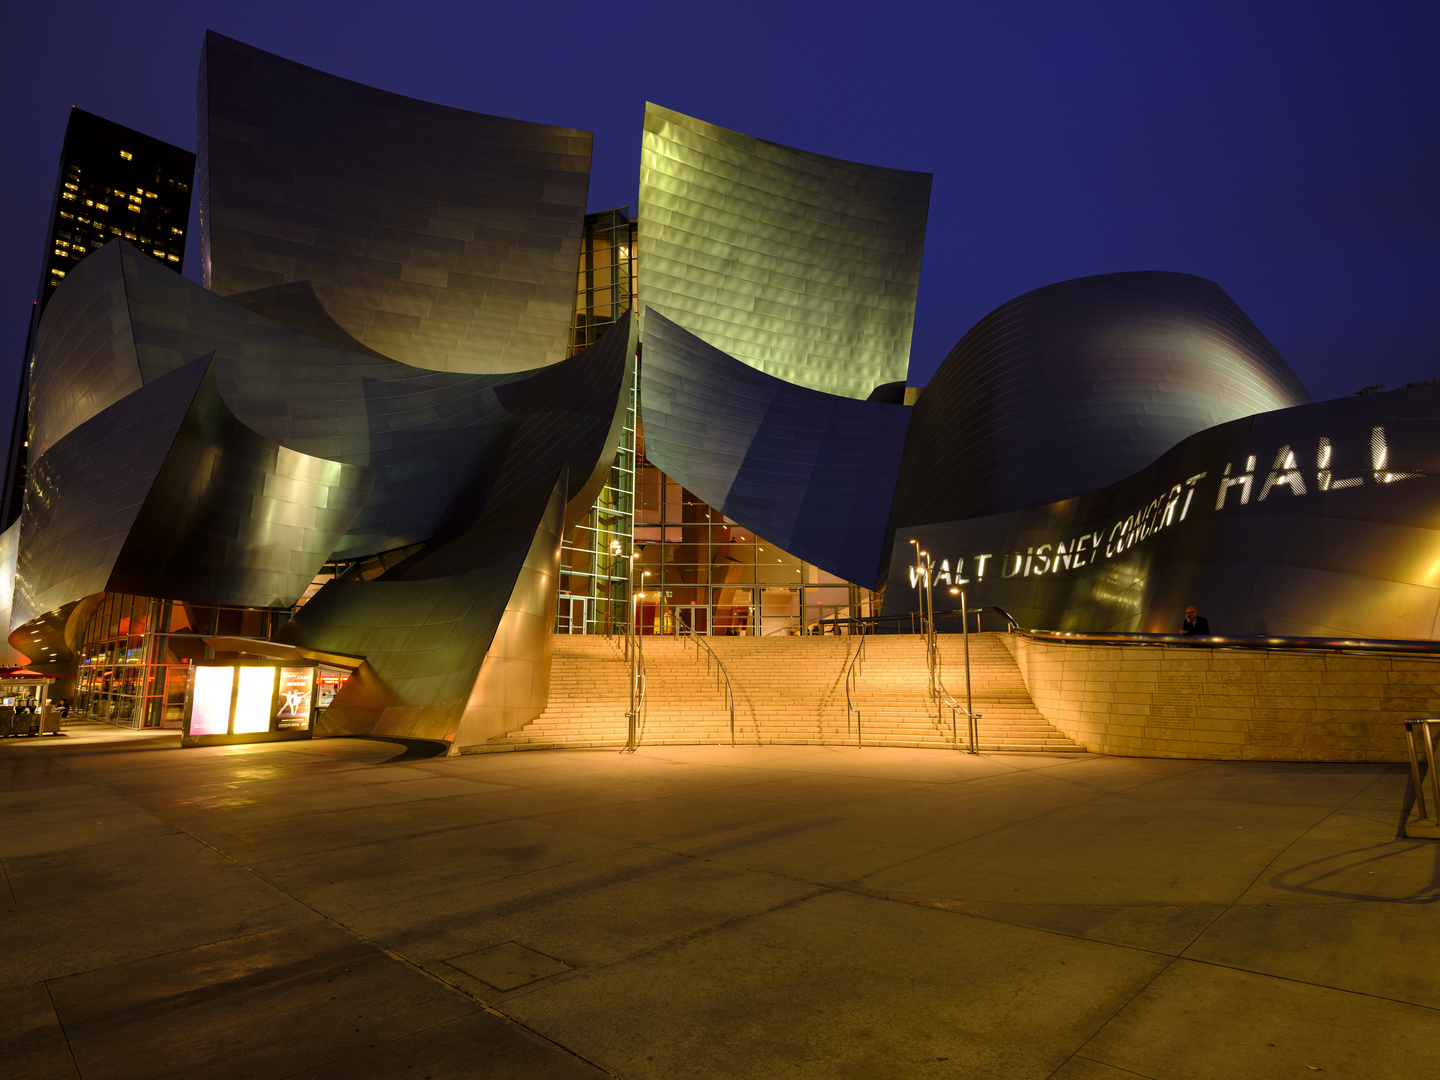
[467,632,1082,753]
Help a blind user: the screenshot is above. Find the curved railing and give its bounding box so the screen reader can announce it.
[624,624,646,752]
[843,620,869,747]
[678,623,737,745]
[1010,627,1440,656]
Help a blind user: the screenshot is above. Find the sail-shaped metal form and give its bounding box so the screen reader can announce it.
[639,103,930,400]
[199,32,592,374]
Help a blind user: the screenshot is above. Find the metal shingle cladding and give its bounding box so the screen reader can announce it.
[198,32,592,375]
[639,104,931,400]
[889,271,1314,530]
[641,309,911,586]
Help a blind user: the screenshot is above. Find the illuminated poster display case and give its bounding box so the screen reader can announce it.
[181,659,317,747]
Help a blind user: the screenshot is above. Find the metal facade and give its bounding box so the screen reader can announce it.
[639,103,931,399]
[889,272,1313,530]
[883,386,1440,638]
[276,315,632,745]
[640,310,910,586]
[12,354,373,630]
[199,32,592,375]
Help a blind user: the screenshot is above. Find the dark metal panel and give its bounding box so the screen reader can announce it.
[27,243,143,462]
[882,385,1440,639]
[31,242,630,561]
[640,309,910,586]
[12,353,374,626]
[0,522,28,666]
[889,272,1314,531]
[198,32,592,375]
[639,104,931,399]
[106,369,376,609]
[13,356,212,628]
[273,315,632,745]
[280,473,567,745]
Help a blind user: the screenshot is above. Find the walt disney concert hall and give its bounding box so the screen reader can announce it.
[5,32,1438,761]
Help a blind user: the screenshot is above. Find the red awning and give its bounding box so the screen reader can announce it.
[0,668,52,678]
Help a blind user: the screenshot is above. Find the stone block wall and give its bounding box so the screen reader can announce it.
[1002,636,1438,762]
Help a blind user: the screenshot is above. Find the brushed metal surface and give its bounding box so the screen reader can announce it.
[0,523,26,666]
[199,32,591,375]
[283,474,567,744]
[12,353,373,628]
[640,309,909,586]
[278,315,631,745]
[883,384,1440,639]
[28,241,631,559]
[889,272,1313,531]
[639,103,931,400]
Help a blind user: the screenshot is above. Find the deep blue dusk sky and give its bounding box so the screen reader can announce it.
[3,0,1435,451]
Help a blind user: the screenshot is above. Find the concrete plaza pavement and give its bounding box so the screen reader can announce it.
[2,722,1439,1079]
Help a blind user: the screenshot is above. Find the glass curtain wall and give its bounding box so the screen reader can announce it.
[557,208,637,634]
[556,206,876,635]
[75,593,288,728]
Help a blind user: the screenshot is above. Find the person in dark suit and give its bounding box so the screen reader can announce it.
[1182,606,1210,635]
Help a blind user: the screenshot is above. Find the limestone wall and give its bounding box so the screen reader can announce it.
[1002,635,1438,762]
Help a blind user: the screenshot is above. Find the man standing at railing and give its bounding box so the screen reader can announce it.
[1182,606,1210,635]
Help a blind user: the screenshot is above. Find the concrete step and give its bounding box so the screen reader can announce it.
[464,632,1082,755]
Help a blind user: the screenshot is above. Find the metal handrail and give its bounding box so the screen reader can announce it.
[1011,627,1440,656]
[934,679,980,754]
[624,620,646,752]
[843,620,869,747]
[678,623,737,745]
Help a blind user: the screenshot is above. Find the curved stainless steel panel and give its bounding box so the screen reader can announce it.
[14,356,212,628]
[199,32,592,375]
[640,309,909,586]
[0,522,28,666]
[639,103,931,399]
[29,242,631,560]
[883,384,1440,639]
[889,272,1313,529]
[27,243,143,461]
[282,474,567,744]
[13,353,373,626]
[276,314,631,745]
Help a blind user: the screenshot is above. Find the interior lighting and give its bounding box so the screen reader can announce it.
[190,666,233,735]
[119,150,132,160]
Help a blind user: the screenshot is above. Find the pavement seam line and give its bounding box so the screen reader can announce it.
[43,977,83,1078]
[44,741,626,1080]
[0,855,16,905]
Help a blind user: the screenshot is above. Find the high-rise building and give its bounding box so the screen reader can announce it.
[2,107,195,527]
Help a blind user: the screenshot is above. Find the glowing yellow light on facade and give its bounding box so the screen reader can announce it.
[119,150,132,160]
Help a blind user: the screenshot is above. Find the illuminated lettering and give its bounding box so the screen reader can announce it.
[1072,535,1089,568]
[1162,483,1183,527]
[974,554,991,579]
[1180,473,1206,519]
[1316,437,1334,491]
[1000,553,1023,578]
[1052,539,1071,572]
[1023,548,1033,575]
[1259,445,1307,500]
[1033,543,1053,574]
[1105,519,1126,557]
[954,557,970,585]
[1216,456,1255,509]
[1372,426,1423,484]
[936,559,953,586]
